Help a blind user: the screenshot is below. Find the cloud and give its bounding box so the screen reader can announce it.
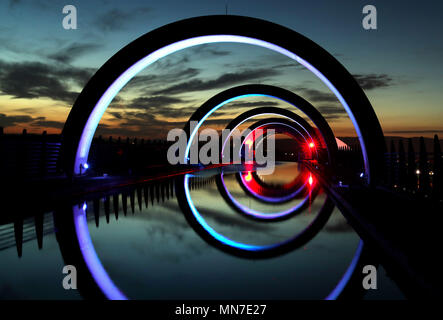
[317,105,347,120]
[105,98,283,137]
[353,74,393,90]
[0,113,34,127]
[127,96,196,118]
[272,63,306,70]
[293,87,337,103]
[13,108,39,114]
[96,108,188,138]
[0,113,66,130]
[152,68,281,95]
[109,112,123,120]
[293,75,393,105]
[94,7,151,32]
[143,45,229,72]
[47,42,103,64]
[122,68,200,93]
[8,0,20,8]
[129,96,185,109]
[191,44,230,57]
[109,95,195,119]
[30,119,65,129]
[0,59,93,104]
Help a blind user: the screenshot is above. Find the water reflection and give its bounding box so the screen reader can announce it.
[0,162,404,300]
[175,163,335,258]
[51,162,368,299]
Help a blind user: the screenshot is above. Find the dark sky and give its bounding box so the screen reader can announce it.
[0,0,442,138]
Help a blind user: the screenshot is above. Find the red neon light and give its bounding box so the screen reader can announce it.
[245,171,252,182]
[309,142,315,148]
[308,174,313,186]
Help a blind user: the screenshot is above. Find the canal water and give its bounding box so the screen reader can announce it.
[0,162,404,299]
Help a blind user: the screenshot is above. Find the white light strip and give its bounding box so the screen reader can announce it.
[75,35,368,179]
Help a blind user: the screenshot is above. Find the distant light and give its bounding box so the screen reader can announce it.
[82,203,87,211]
[360,172,364,178]
[245,171,252,182]
[309,142,315,148]
[83,163,89,170]
[308,174,314,186]
[416,169,420,175]
[429,171,434,176]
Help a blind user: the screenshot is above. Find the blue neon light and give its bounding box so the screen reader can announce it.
[74,35,368,180]
[325,240,364,300]
[184,174,276,251]
[222,173,309,219]
[240,121,317,159]
[185,94,278,163]
[73,204,128,300]
[72,33,367,300]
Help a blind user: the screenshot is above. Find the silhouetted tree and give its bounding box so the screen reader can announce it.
[419,137,430,195]
[433,135,442,199]
[398,140,406,188]
[388,140,397,187]
[407,139,417,192]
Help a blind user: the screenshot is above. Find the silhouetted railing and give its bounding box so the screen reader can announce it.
[0,175,216,257]
[0,128,62,179]
[88,135,173,175]
[0,128,174,179]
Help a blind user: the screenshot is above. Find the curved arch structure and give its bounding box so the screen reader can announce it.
[218,106,317,160]
[57,15,381,300]
[238,118,317,162]
[62,15,385,184]
[238,168,308,204]
[215,171,318,222]
[236,118,315,203]
[176,173,333,258]
[184,86,338,170]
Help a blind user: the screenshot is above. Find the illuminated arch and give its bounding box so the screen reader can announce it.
[59,15,382,300]
[183,87,338,170]
[62,15,385,184]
